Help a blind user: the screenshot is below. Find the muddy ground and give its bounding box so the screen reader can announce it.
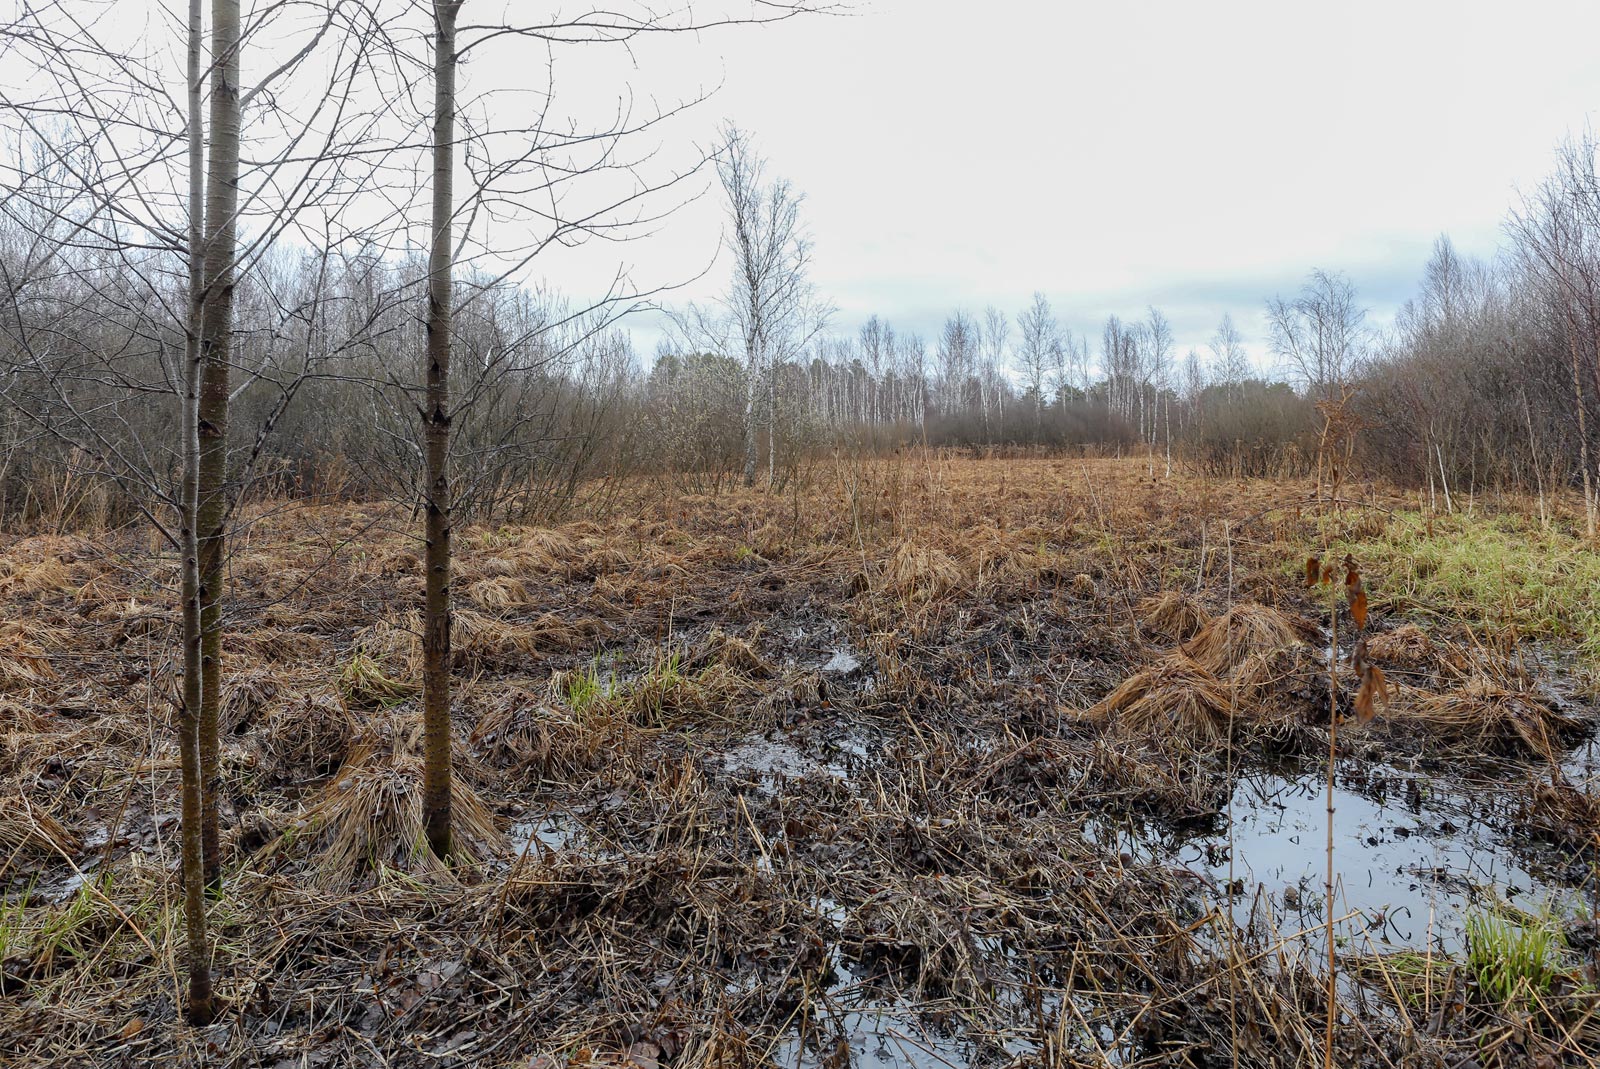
[1,455,1597,1067]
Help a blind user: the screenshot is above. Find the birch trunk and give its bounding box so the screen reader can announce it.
[179,0,213,1023]
[422,0,463,859]
[196,0,241,892]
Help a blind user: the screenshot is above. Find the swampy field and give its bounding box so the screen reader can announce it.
[1,455,1597,1068]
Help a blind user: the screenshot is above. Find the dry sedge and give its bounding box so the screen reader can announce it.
[1089,653,1234,744]
[338,652,419,709]
[257,737,501,889]
[1405,677,1577,759]
[1366,624,1433,666]
[1181,602,1306,676]
[0,555,76,598]
[1233,644,1324,719]
[0,798,79,856]
[465,576,530,610]
[884,539,963,602]
[0,624,55,690]
[1137,590,1211,643]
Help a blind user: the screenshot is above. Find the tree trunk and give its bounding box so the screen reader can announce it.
[196,0,241,892]
[179,0,213,1024]
[1565,306,1596,541]
[422,0,463,860]
[742,349,759,487]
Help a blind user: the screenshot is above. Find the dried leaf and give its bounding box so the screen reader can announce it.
[1354,663,1388,725]
[116,1018,144,1041]
[1343,556,1368,630]
[1305,556,1320,588]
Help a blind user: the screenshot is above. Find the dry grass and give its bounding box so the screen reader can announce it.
[1138,589,1211,642]
[255,725,501,890]
[0,624,55,691]
[883,539,963,602]
[337,651,419,709]
[0,455,1595,1068]
[0,798,78,856]
[1403,678,1578,759]
[1088,652,1235,744]
[1182,602,1308,675]
[1366,623,1434,666]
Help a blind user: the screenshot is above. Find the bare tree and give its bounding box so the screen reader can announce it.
[978,306,1008,436]
[1144,306,1173,470]
[1209,312,1249,402]
[0,0,405,1020]
[937,310,978,418]
[904,331,929,437]
[1015,292,1056,438]
[1267,270,1367,403]
[418,0,463,857]
[705,125,824,487]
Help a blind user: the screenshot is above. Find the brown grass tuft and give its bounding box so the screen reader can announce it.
[352,613,423,676]
[0,624,56,690]
[0,798,78,857]
[1365,624,1433,666]
[1403,677,1578,759]
[1088,653,1233,744]
[338,652,419,709]
[1137,591,1210,643]
[228,627,329,664]
[257,728,500,889]
[465,576,530,610]
[1181,602,1305,676]
[0,555,77,598]
[221,671,281,733]
[256,694,354,776]
[884,540,963,602]
[691,627,768,676]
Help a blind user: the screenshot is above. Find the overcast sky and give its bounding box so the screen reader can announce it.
[14,0,1600,374]
[534,0,1600,371]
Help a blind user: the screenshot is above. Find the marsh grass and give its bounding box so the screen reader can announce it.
[1325,510,1600,668]
[2,457,1598,1067]
[1466,906,1567,1011]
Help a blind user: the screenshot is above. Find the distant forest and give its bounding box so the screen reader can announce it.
[7,109,1600,529]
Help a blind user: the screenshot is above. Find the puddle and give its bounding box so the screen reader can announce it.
[772,1003,969,1069]
[1092,762,1589,955]
[719,729,877,788]
[1563,734,1600,794]
[722,736,815,779]
[506,812,581,858]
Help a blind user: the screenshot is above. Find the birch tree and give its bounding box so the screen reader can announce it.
[1015,292,1056,437]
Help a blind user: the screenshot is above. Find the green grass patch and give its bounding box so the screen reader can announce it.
[1301,508,1600,666]
[1466,905,1566,1011]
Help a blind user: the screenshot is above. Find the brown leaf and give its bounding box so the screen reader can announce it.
[1354,663,1388,725]
[1344,557,1367,630]
[1305,556,1320,588]
[116,1018,144,1041]
[626,1041,663,1069]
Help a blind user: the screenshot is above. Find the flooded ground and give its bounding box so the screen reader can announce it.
[1093,757,1593,957]
[7,462,1600,1067]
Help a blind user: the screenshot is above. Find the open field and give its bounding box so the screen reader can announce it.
[1,454,1597,1068]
